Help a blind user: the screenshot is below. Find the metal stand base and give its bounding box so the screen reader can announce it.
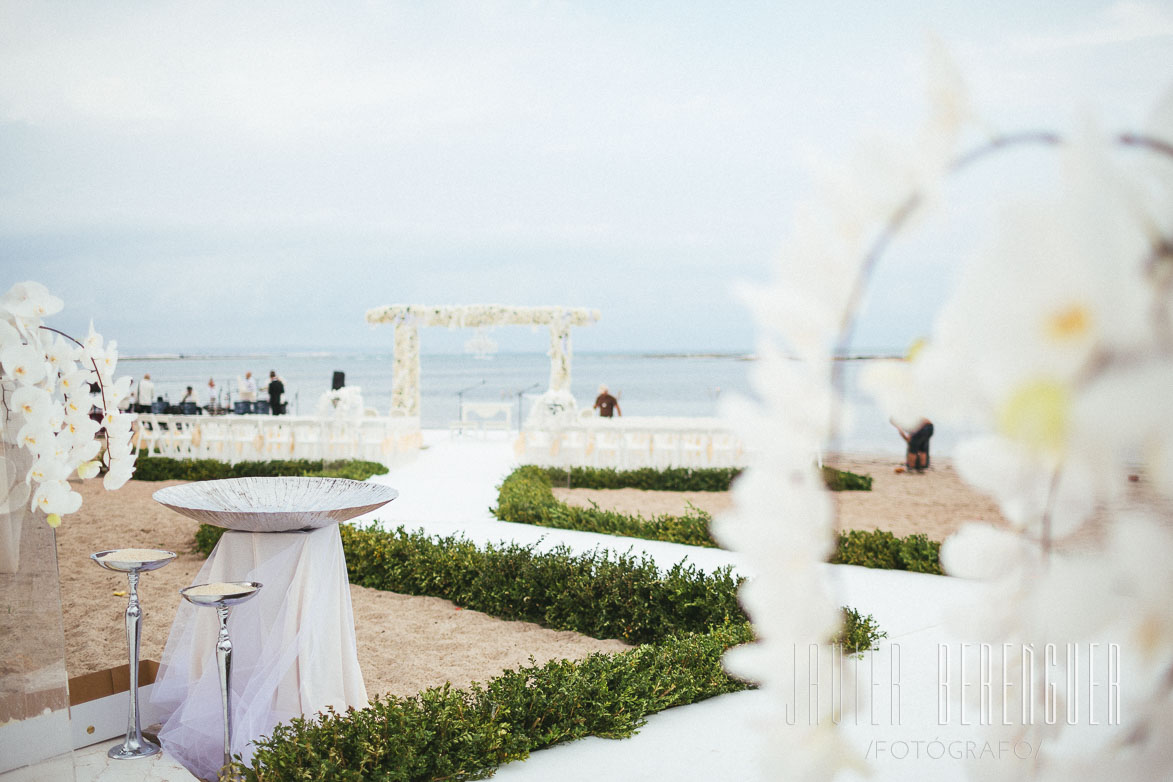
[107,739,161,760]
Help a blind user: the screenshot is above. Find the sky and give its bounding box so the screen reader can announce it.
[1,1,1171,356]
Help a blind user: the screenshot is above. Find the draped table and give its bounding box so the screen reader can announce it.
[150,525,367,779]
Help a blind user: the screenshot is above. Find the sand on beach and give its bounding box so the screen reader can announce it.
[58,456,1154,692]
[56,479,630,697]
[552,456,1011,540]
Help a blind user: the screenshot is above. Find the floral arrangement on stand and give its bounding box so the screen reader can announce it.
[716,48,1173,780]
[314,386,365,419]
[0,282,135,568]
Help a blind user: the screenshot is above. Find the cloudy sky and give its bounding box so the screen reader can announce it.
[2,1,1170,355]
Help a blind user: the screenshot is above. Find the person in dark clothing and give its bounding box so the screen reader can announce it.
[593,384,621,418]
[268,370,286,415]
[894,418,933,472]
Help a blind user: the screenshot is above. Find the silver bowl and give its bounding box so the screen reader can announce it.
[179,581,264,608]
[152,476,398,532]
[91,549,177,573]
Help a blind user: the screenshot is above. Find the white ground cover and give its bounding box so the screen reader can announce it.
[352,431,1106,781]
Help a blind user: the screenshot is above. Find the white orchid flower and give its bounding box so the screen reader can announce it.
[0,281,64,321]
[31,479,82,516]
[61,412,101,443]
[28,455,70,484]
[69,438,102,465]
[45,334,81,373]
[107,375,132,405]
[59,368,95,396]
[11,385,53,420]
[102,462,135,491]
[0,282,136,527]
[0,319,21,351]
[0,343,48,386]
[76,460,102,480]
[15,418,52,456]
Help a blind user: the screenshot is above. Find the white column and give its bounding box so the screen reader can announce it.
[390,321,420,417]
[547,315,573,392]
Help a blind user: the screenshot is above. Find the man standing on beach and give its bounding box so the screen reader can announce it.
[593,384,621,418]
[239,371,257,404]
[268,370,285,415]
[135,373,154,413]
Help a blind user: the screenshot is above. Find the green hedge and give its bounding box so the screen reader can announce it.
[538,464,872,492]
[493,467,718,548]
[831,529,943,575]
[341,525,739,644]
[822,465,873,491]
[540,466,741,492]
[232,525,885,780]
[132,456,389,482]
[494,467,941,573]
[244,623,753,782]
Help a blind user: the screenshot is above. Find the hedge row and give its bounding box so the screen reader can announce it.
[133,456,389,482]
[494,467,942,573]
[539,465,741,491]
[243,622,753,781]
[537,464,873,492]
[494,466,718,548]
[831,529,943,575]
[339,524,742,644]
[233,526,885,780]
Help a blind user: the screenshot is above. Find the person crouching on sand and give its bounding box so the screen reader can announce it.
[893,417,933,472]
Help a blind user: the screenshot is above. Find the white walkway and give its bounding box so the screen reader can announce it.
[355,431,1028,782]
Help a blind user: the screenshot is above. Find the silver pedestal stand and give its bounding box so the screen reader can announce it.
[179,581,263,776]
[90,548,177,760]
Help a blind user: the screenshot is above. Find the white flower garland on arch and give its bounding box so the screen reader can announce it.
[365,305,600,419]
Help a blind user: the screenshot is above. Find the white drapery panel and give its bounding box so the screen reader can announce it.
[151,526,367,780]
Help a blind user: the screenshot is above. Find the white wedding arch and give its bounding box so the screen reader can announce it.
[365,304,600,425]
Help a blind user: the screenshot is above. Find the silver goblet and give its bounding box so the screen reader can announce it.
[179,581,263,775]
[90,548,177,760]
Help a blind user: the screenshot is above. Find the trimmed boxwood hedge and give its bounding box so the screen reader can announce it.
[244,623,754,781]
[339,525,740,644]
[831,529,943,575]
[493,466,942,573]
[132,456,389,482]
[229,525,885,780]
[184,459,888,780]
[538,464,873,492]
[493,466,719,548]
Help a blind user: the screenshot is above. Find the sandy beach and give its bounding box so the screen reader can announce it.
[58,454,1154,694]
[553,456,1012,540]
[57,455,996,691]
[56,479,629,697]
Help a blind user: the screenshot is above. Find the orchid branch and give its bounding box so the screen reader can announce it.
[38,324,115,469]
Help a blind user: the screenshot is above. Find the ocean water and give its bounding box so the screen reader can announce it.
[118,351,972,456]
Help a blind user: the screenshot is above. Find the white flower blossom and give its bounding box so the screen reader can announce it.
[1,281,136,527]
[103,461,134,491]
[32,479,82,516]
[0,344,48,386]
[0,281,64,322]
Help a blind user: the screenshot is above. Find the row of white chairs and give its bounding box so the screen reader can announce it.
[514,426,745,469]
[132,414,423,464]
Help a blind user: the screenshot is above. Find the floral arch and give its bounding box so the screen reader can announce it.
[365,304,600,422]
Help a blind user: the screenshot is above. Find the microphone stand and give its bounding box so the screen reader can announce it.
[514,383,541,432]
[456,380,486,432]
